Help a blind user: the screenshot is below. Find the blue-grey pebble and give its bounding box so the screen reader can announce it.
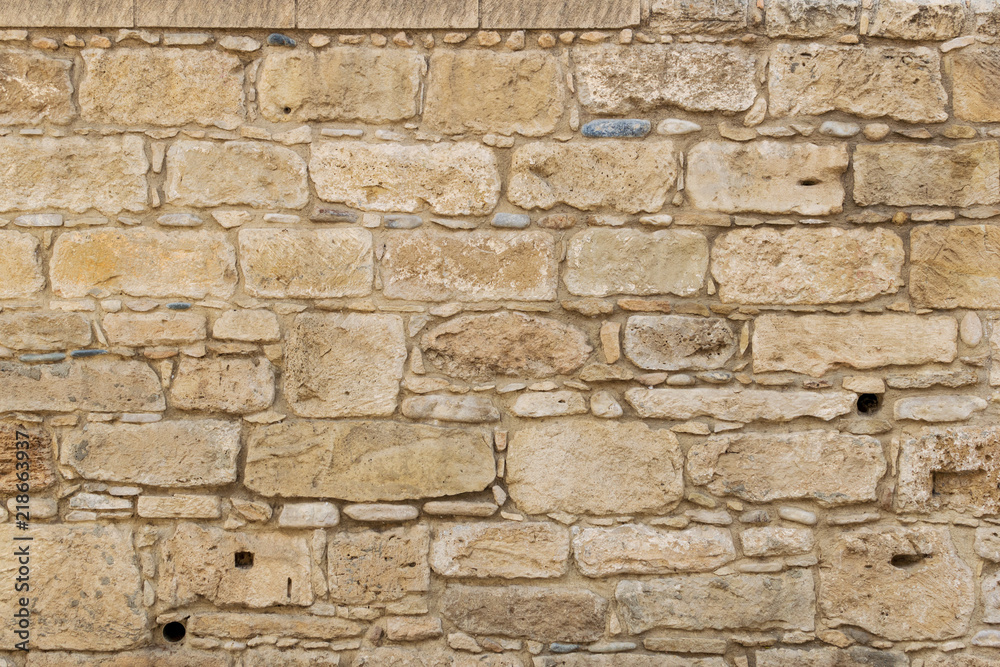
[267,33,296,47]
[166,302,191,310]
[70,349,107,358]
[20,352,67,363]
[385,215,423,229]
[492,213,531,229]
[582,119,651,138]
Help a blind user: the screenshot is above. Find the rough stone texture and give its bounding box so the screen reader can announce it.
[765,0,859,37]
[102,311,206,346]
[625,388,856,422]
[355,648,523,667]
[242,648,339,667]
[741,527,815,558]
[483,0,639,28]
[686,141,848,215]
[25,650,230,667]
[0,231,44,298]
[327,526,430,604]
[623,315,736,371]
[137,495,221,519]
[507,419,684,515]
[508,141,677,214]
[0,0,132,27]
[573,525,736,577]
[818,525,974,641]
[711,227,904,305]
[768,44,947,123]
[245,420,494,501]
[402,395,500,422]
[188,612,361,640]
[258,49,422,123]
[212,309,280,342]
[894,395,987,422]
[867,0,965,40]
[430,522,570,578]
[910,224,1000,309]
[0,311,91,351]
[650,0,747,32]
[0,49,73,125]
[0,359,164,413]
[752,313,958,377]
[136,0,294,27]
[169,356,275,414]
[952,46,1000,122]
[300,0,478,29]
[756,648,907,667]
[310,141,500,216]
[0,420,55,493]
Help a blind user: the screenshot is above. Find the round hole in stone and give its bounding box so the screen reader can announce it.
[283,107,292,114]
[857,393,880,414]
[162,621,186,643]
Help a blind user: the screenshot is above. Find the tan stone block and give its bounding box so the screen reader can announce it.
[953,46,1000,122]
[0,359,164,413]
[910,224,1000,309]
[355,648,523,667]
[686,141,848,215]
[867,0,965,40]
[165,140,308,209]
[310,141,500,216]
[430,522,570,578]
[764,0,858,37]
[102,311,207,346]
[752,313,958,377]
[80,48,243,127]
[508,140,677,214]
[539,658,724,667]
[741,527,815,558]
[239,228,372,298]
[894,395,987,422]
[136,0,294,27]
[484,0,639,28]
[507,419,684,515]
[0,421,55,493]
[258,49,422,123]
[61,420,240,486]
[853,142,1000,207]
[768,44,947,123]
[574,525,736,577]
[625,387,856,422]
[898,425,1000,515]
[298,0,478,28]
[328,526,430,604]
[170,356,275,414]
[424,51,564,136]
[623,315,736,371]
[241,648,339,667]
[51,228,237,299]
[0,0,132,27]
[26,650,230,667]
[0,136,146,214]
[0,49,73,125]
[212,309,280,342]
[384,616,443,641]
[756,648,907,667]
[137,494,221,519]
[574,44,757,114]
[0,312,91,351]
[711,227,904,304]
[188,612,362,640]
[0,231,44,298]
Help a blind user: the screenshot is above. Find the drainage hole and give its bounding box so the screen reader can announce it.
[235,551,254,569]
[162,621,186,643]
[857,393,881,414]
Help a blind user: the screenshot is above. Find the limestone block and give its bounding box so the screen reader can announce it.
[976,525,1000,561]
[741,527,815,558]
[537,658,724,667]
[0,312,91,351]
[952,45,1000,122]
[0,359,164,413]
[623,315,736,371]
[430,522,570,578]
[867,0,965,40]
[910,224,1000,309]
[0,0,132,27]
[510,391,588,418]
[241,648,339,667]
[277,502,339,528]
[483,0,640,28]
[573,525,736,577]
[402,395,500,422]
[0,49,73,125]
[625,388,856,422]
[894,395,987,422]
[102,312,206,346]
[764,0,859,37]
[756,648,907,667]
[328,526,430,604]
[0,231,44,298]
[299,0,478,29]
[212,309,280,342]
[355,648,522,667]
[188,612,361,640]
[170,356,275,414]
[137,495,221,519]
[0,421,55,493]
[136,0,294,27]
[26,650,230,667]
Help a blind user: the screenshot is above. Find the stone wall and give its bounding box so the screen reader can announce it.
[1,0,1000,665]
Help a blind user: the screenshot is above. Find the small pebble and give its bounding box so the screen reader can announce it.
[491,213,530,228]
[819,121,860,138]
[657,119,701,135]
[778,507,817,525]
[166,302,191,310]
[308,34,331,48]
[477,31,501,47]
[266,33,295,47]
[20,352,67,363]
[70,349,107,358]
[582,119,651,138]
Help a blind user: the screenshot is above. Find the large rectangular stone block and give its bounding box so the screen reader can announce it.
[952,45,1000,122]
[0,312,91,351]
[0,231,44,299]
[625,388,856,422]
[430,522,570,579]
[910,224,1000,309]
[0,49,73,125]
[0,359,165,413]
[483,0,639,28]
[866,0,965,40]
[102,312,207,346]
[136,0,294,27]
[26,650,230,667]
[573,525,736,577]
[764,0,859,37]
[298,0,478,28]
[0,0,132,26]
[328,526,430,604]
[623,315,736,371]
[169,356,275,415]
[188,613,361,640]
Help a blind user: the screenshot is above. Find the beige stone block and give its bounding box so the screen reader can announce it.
[51,228,237,299]
[26,650,230,667]
[424,50,564,136]
[328,526,430,604]
[538,658,724,667]
[853,142,1000,207]
[0,359,164,413]
[0,231,44,299]
[0,312,91,351]
[764,0,859,37]
[508,140,678,213]
[484,0,639,28]
[757,648,907,667]
[898,425,1000,515]
[507,419,684,515]
[136,0,294,27]
[686,430,885,506]
[284,313,406,418]
[0,136,146,214]
[712,227,904,305]
[574,525,736,577]
[257,49,422,123]
[564,229,707,297]
[623,315,736,371]
[894,395,987,422]
[818,525,973,640]
[298,0,477,28]
[170,356,275,414]
[0,49,73,125]
[381,230,557,302]
[625,387,856,422]
[401,394,500,423]
[430,522,570,578]
[355,649,522,667]
[768,44,947,123]
[910,224,1000,309]
[574,44,757,114]
[188,612,361,640]
[0,421,55,493]
[102,311,206,346]
[686,141,848,215]
[752,313,958,377]
[137,494,221,519]
[953,46,1000,122]
[867,0,965,40]
[212,309,280,342]
[245,420,494,501]
[310,141,500,216]
[80,48,243,127]
[165,140,308,209]
[741,527,815,558]
[241,648,339,667]
[0,0,132,27]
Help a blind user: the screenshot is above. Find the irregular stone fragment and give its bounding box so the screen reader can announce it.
[686,141,848,215]
[258,48,422,123]
[511,390,588,418]
[278,502,339,528]
[381,231,557,301]
[430,522,570,578]
[686,430,885,505]
[910,224,1000,309]
[0,420,54,492]
[508,141,677,214]
[711,227,904,304]
[765,0,859,37]
[284,313,406,418]
[624,315,735,371]
[402,395,500,423]
[310,141,500,216]
[170,356,275,414]
[507,419,684,515]
[327,526,430,604]
[564,229,708,297]
[25,650,230,667]
[343,503,418,522]
[854,142,1000,207]
[102,312,206,346]
[188,612,361,640]
[0,312,91,351]
[756,647,908,667]
[818,525,974,641]
[354,648,523,667]
[245,420,494,501]
[886,369,978,390]
[740,527,815,558]
[384,616,443,641]
[574,525,736,577]
[625,388,855,422]
[616,571,815,633]
[894,395,987,422]
[952,46,1000,122]
[573,44,757,114]
[752,313,958,377]
[0,231,44,298]
[0,359,164,413]
[867,0,964,40]
[425,50,564,136]
[0,49,73,124]
[650,0,747,32]
[768,44,947,123]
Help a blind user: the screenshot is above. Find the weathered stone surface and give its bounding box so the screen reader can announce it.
[239,228,373,298]
[623,315,735,371]
[0,0,131,27]
[441,585,607,643]
[300,0,477,29]
[976,525,1000,561]
[483,0,639,28]
[165,140,309,209]
[278,502,339,528]
[402,395,500,423]
[103,311,206,346]
[686,141,848,215]
[768,44,947,123]
[0,359,164,413]
[430,522,570,578]
[159,523,314,608]
[328,526,430,604]
[923,656,994,667]
[894,395,987,422]
[0,231,44,298]
[0,525,146,650]
[284,313,406,418]
[574,44,757,114]
[752,313,958,377]
[564,229,708,297]
[508,141,677,214]
[756,647,907,667]
[686,430,885,505]
[507,419,684,515]
[0,420,54,493]
[212,309,280,342]
[189,612,361,640]
[80,48,243,127]
[854,142,1000,207]
[536,654,724,667]
[952,46,1000,122]
[170,356,275,414]
[867,0,964,40]
[51,228,237,299]
[711,227,904,304]
[136,0,294,27]
[258,49,422,123]
[245,420,494,501]
[511,390,588,418]
[137,495,221,519]
[0,312,91,351]
[242,648,339,667]
[765,0,858,37]
[573,525,736,577]
[381,231,557,302]
[818,525,974,640]
[741,527,815,558]
[425,51,564,136]
[354,648,523,667]
[650,0,747,32]
[310,141,500,216]
[616,571,815,633]
[909,224,1000,309]
[0,135,146,214]
[26,650,230,667]
[0,49,73,125]
[625,388,855,422]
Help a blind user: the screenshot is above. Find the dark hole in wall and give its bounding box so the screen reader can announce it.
[162,621,186,642]
[235,551,254,569]
[857,393,880,414]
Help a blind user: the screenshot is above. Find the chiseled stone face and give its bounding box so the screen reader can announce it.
[0,311,91,351]
[910,224,1000,309]
[354,648,523,667]
[741,527,815,558]
[764,0,859,37]
[169,356,275,415]
[625,387,856,422]
[0,359,165,414]
[0,49,74,125]
[867,0,965,40]
[0,231,44,299]
[26,650,231,667]
[430,522,570,578]
[327,526,430,604]
[756,647,907,667]
[102,311,207,346]
[623,315,736,371]
[187,612,362,641]
[952,46,1000,122]
[573,525,736,577]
